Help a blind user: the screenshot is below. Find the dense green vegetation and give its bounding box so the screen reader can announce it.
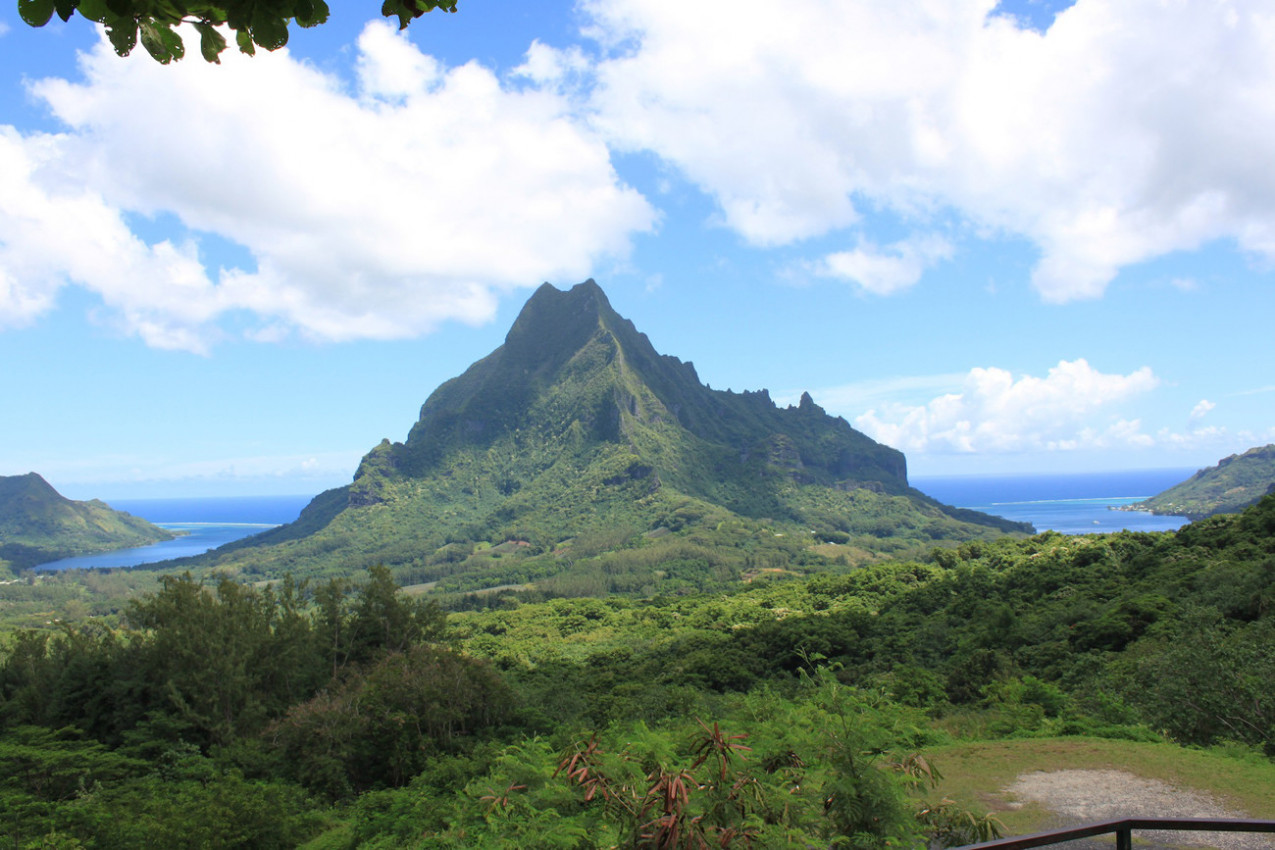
[0,569,162,632]
[449,494,1275,755]
[1,495,1272,847]
[1127,444,1275,520]
[174,282,1028,586]
[0,474,175,576]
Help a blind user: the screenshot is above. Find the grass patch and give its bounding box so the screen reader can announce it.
[922,737,1275,837]
[398,581,438,596]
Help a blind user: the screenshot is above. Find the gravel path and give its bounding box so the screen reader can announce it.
[1005,770,1273,850]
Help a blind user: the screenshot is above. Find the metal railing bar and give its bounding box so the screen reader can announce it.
[1122,819,1275,833]
[957,817,1275,850]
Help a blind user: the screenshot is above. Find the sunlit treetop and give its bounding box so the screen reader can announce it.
[16,0,457,63]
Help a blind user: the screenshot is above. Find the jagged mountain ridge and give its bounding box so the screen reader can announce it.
[360,281,906,506]
[196,281,1028,585]
[0,472,175,573]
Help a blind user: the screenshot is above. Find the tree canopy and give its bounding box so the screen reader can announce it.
[3,496,1275,844]
[16,0,457,64]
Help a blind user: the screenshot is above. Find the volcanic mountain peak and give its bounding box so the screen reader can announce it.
[193,280,1030,583]
[403,280,703,463]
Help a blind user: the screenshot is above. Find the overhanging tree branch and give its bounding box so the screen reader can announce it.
[16,0,458,64]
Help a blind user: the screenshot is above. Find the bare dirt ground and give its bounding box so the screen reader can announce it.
[1004,769,1274,850]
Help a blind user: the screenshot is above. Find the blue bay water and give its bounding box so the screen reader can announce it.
[911,468,1197,535]
[35,470,1200,570]
[35,495,313,571]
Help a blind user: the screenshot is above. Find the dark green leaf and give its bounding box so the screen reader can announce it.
[139,22,174,63]
[382,0,412,30]
[250,8,289,50]
[18,0,57,27]
[195,22,227,64]
[136,20,185,63]
[225,5,250,30]
[76,0,109,22]
[296,0,330,28]
[235,27,256,56]
[159,22,185,60]
[105,20,138,56]
[53,0,77,23]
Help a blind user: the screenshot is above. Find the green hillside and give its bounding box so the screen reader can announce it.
[180,280,1029,587]
[2,496,1272,847]
[0,473,176,575]
[1127,444,1275,520]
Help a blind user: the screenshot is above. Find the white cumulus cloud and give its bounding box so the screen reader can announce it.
[579,0,1275,300]
[812,234,953,295]
[1190,399,1216,421]
[852,358,1160,453]
[0,22,655,351]
[0,127,220,350]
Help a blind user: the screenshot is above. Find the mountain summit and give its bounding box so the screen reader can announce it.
[200,281,1028,589]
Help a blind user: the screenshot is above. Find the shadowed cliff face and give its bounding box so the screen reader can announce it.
[405,281,657,442]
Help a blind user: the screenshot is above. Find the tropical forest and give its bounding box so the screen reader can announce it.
[1,283,1273,848]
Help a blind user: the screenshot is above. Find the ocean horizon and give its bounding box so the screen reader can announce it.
[35,469,1197,570]
[108,494,315,525]
[911,467,1195,535]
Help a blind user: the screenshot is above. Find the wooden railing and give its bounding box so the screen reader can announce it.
[958,817,1275,850]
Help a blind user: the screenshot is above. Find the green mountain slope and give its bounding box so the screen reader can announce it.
[0,473,176,573]
[1127,444,1275,520]
[189,281,1030,588]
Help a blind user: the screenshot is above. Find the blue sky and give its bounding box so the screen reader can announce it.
[1,0,1273,499]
